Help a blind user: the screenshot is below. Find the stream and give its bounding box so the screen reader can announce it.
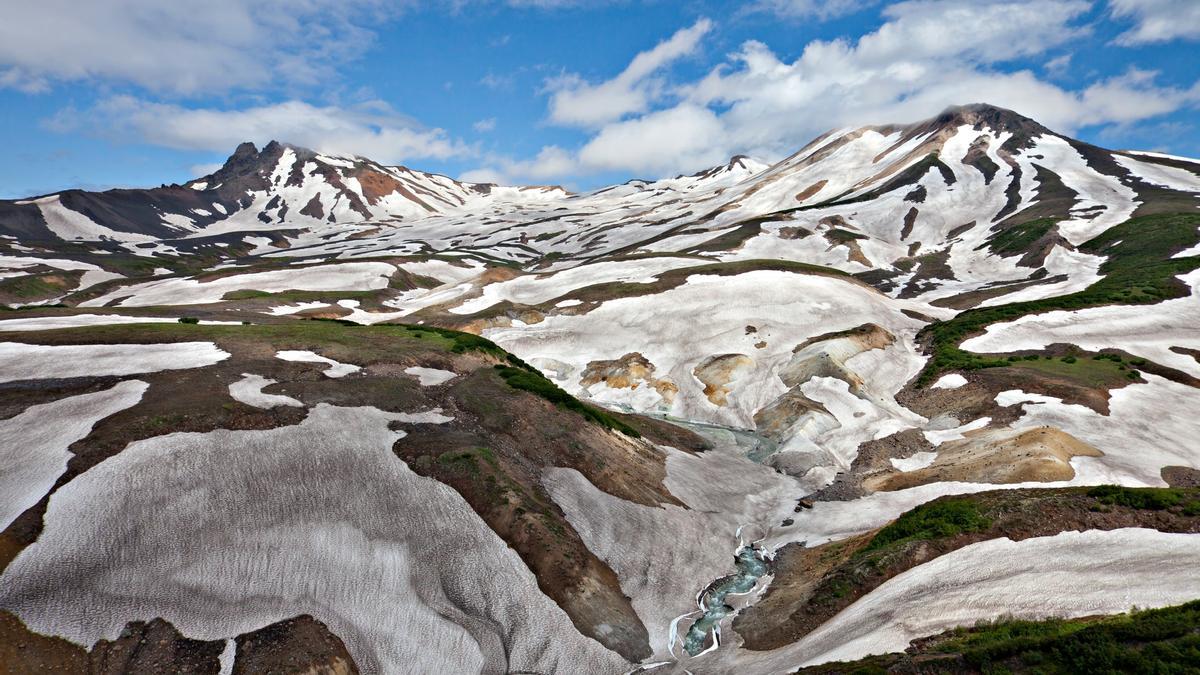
[681,544,771,656]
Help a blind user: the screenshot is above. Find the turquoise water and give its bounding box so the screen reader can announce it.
[683,546,769,656]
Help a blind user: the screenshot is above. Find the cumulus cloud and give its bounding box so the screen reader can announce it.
[0,0,398,95]
[1109,0,1200,45]
[476,0,1199,183]
[473,117,498,132]
[47,97,469,165]
[545,18,713,127]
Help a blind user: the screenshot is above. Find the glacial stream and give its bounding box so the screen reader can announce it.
[682,545,770,656]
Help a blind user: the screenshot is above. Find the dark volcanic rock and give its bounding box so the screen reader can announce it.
[234,615,359,675]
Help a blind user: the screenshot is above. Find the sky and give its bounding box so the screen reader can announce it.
[1,0,1198,198]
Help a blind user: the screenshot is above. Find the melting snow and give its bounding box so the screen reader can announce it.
[228,374,303,409]
[0,342,230,382]
[930,373,967,389]
[81,262,396,308]
[275,350,360,378]
[403,366,457,386]
[0,404,625,674]
[0,314,178,332]
[890,451,938,472]
[0,380,147,529]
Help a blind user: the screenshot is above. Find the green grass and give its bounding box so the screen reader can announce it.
[1009,356,1131,389]
[401,324,508,356]
[0,273,78,301]
[916,212,1200,386]
[826,228,869,243]
[493,364,640,437]
[980,218,1057,257]
[436,447,499,474]
[1088,485,1186,510]
[802,598,1200,674]
[939,601,1200,673]
[863,498,991,553]
[221,289,381,302]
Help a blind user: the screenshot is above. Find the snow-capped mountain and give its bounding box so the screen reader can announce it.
[0,140,567,243]
[3,103,1200,674]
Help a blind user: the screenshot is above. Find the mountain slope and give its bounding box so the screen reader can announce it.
[2,103,1200,673]
[0,140,567,243]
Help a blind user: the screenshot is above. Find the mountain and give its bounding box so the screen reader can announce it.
[2,104,1200,674]
[0,140,567,243]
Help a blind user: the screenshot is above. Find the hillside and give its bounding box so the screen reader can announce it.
[1,103,1200,673]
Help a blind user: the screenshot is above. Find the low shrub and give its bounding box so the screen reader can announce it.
[493,365,640,437]
[864,498,991,552]
[1087,485,1183,510]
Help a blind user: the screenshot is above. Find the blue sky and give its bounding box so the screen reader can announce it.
[1,0,1197,198]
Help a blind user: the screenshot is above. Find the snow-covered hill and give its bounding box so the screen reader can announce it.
[3,103,1200,674]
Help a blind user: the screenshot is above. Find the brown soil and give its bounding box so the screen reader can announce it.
[733,487,1200,651]
[90,618,224,674]
[694,354,754,406]
[806,428,933,502]
[0,610,88,673]
[0,320,698,661]
[581,352,678,404]
[1170,345,1200,364]
[234,615,358,675]
[866,426,1102,491]
[1162,465,1200,488]
[0,611,362,675]
[794,180,828,202]
[931,272,1068,310]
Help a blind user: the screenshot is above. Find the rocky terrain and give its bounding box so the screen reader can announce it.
[1,103,1199,673]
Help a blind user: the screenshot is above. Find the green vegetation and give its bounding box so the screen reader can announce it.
[934,600,1200,673]
[1009,354,1131,389]
[980,217,1057,257]
[864,498,991,553]
[401,324,507,356]
[825,228,869,244]
[1088,485,1187,510]
[493,364,640,437]
[436,447,499,475]
[0,272,78,301]
[917,212,1200,386]
[802,584,1200,673]
[221,288,380,302]
[177,317,199,324]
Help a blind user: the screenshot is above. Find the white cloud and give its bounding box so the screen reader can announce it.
[545,18,713,127]
[1109,0,1200,45]
[1045,53,1073,77]
[747,0,876,19]
[473,117,498,132]
[465,145,580,183]
[190,163,224,178]
[0,0,396,95]
[47,97,469,165]
[577,105,726,174]
[478,0,1198,183]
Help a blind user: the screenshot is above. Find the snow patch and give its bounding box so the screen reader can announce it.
[275,350,360,378]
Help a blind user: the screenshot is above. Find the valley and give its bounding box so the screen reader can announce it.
[2,103,1200,673]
